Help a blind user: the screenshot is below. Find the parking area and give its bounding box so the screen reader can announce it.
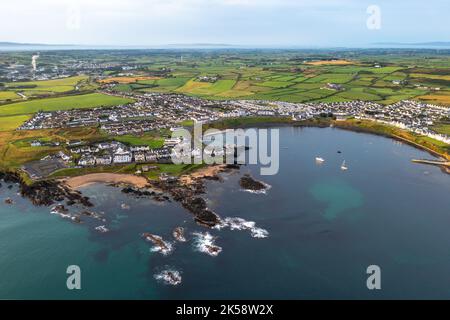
[22,159,67,179]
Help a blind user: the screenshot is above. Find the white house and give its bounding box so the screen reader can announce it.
[113,148,132,163]
[130,145,150,152]
[95,155,112,165]
[79,156,95,166]
[134,152,146,162]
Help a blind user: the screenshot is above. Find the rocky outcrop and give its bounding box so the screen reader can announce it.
[0,171,93,207]
[239,174,267,191]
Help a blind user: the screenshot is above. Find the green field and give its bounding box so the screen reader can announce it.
[114,134,165,148]
[2,76,93,100]
[0,91,20,101]
[100,56,450,105]
[0,115,31,131]
[432,123,450,135]
[0,93,133,116]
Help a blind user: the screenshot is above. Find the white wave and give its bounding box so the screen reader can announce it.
[95,225,109,233]
[154,269,182,286]
[214,217,269,238]
[192,232,222,257]
[143,234,174,256]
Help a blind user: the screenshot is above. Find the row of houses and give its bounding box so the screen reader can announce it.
[77,143,173,167]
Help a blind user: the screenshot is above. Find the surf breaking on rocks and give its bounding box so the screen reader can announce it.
[192,232,222,257]
[214,217,269,238]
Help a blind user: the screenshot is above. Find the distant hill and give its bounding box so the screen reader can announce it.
[166,43,237,48]
[0,42,67,47]
[373,41,450,47]
[0,42,78,51]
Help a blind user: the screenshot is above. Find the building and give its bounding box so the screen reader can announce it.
[130,145,150,152]
[113,148,132,163]
[134,152,146,162]
[79,156,95,166]
[95,155,112,165]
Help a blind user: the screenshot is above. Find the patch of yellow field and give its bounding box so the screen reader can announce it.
[417,94,450,105]
[99,76,161,84]
[233,80,253,91]
[0,115,31,131]
[410,74,450,81]
[0,91,20,101]
[176,79,211,93]
[305,60,353,66]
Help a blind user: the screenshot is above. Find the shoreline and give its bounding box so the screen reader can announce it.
[63,173,150,189]
[205,117,449,171]
[179,164,229,185]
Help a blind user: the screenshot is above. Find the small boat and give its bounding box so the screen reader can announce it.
[315,157,325,163]
[341,160,348,171]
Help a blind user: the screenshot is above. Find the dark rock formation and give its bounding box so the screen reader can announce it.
[239,174,267,191]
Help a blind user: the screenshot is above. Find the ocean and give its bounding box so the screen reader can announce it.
[0,127,449,299]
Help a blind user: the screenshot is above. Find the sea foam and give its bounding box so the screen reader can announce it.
[214,217,269,238]
[192,232,222,257]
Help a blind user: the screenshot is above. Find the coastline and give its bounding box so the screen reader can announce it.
[1,117,448,201]
[205,117,450,171]
[179,164,229,185]
[63,173,150,189]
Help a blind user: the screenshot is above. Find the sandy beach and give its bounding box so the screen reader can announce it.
[63,173,149,189]
[179,164,228,185]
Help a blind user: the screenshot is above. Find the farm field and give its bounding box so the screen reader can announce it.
[0,49,448,178]
[98,76,161,84]
[0,91,20,102]
[98,54,450,106]
[432,123,450,135]
[2,76,92,100]
[0,115,31,131]
[0,93,133,117]
[0,126,106,170]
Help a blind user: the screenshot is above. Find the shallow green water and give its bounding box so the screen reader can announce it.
[0,127,449,299]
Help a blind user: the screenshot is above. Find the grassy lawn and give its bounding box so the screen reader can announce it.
[50,163,205,181]
[114,134,165,148]
[50,164,138,178]
[0,93,134,116]
[0,115,31,131]
[142,163,205,180]
[0,127,106,170]
[203,116,293,131]
[0,91,20,101]
[432,123,450,135]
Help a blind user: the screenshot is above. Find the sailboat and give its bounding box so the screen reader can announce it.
[341,160,348,171]
[315,157,325,163]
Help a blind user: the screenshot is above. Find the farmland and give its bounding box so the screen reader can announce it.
[1,75,93,101]
[93,51,450,106]
[0,48,448,174]
[0,93,133,117]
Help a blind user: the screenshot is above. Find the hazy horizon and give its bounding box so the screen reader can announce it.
[1,0,449,47]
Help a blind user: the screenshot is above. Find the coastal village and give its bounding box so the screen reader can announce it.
[19,91,450,165]
[15,88,449,179]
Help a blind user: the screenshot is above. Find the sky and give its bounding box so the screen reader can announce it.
[0,0,448,47]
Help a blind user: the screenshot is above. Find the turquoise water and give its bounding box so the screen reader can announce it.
[0,127,449,299]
